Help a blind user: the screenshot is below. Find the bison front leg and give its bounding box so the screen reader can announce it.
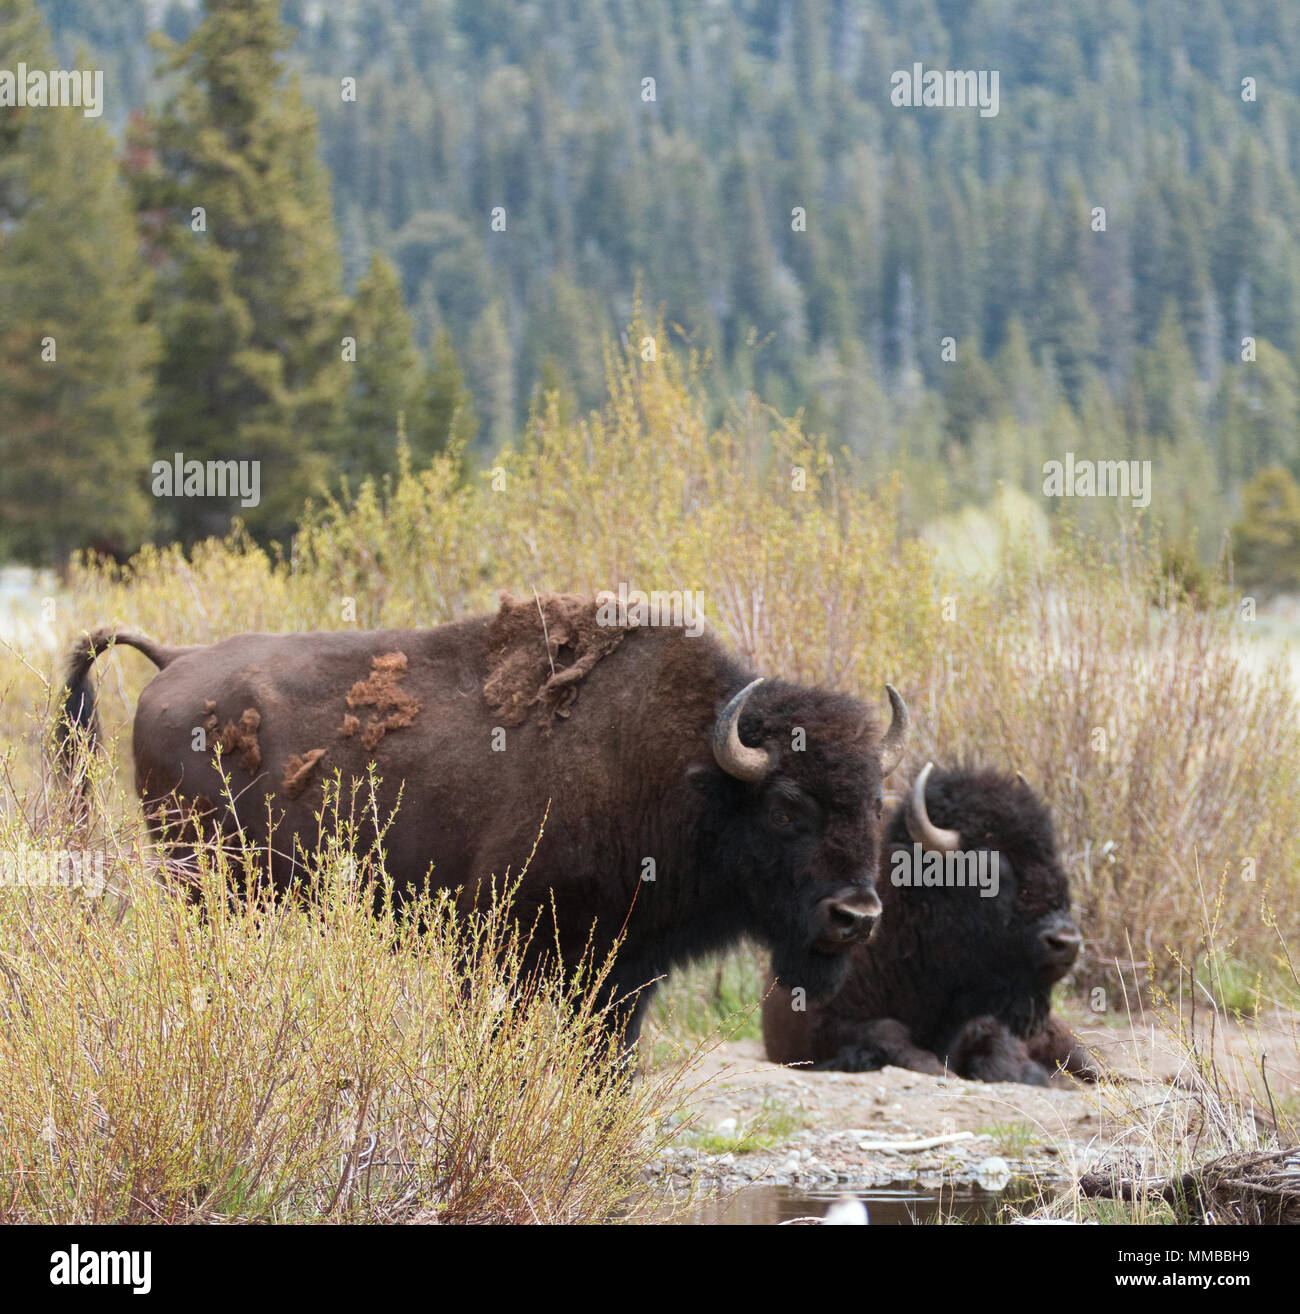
[1025,1014,1103,1082]
[813,1017,948,1076]
[760,973,815,1066]
[596,969,663,1069]
[950,1016,1051,1085]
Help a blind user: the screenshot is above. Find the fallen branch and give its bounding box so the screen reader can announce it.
[854,1131,976,1153]
[1078,1148,1300,1224]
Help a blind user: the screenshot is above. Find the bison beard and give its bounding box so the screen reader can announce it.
[59,591,907,1055]
[762,764,1098,1085]
[769,942,858,1005]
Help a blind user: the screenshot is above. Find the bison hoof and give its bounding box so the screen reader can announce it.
[1017,1062,1052,1087]
[814,1045,887,1074]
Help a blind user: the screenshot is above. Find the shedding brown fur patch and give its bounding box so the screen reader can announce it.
[346,652,422,750]
[282,748,326,798]
[203,704,262,773]
[338,713,360,738]
[483,591,627,727]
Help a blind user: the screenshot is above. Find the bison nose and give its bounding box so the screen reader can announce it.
[822,892,881,945]
[1040,922,1082,966]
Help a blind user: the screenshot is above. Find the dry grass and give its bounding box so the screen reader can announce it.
[910,540,1300,1000]
[0,755,695,1224]
[643,945,769,1067]
[1008,906,1300,1225]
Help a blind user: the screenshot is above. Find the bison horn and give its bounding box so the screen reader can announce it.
[712,678,772,782]
[905,761,962,853]
[877,684,909,778]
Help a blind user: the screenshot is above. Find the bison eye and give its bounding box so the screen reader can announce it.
[764,788,817,833]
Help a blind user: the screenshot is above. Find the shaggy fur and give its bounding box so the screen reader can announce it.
[60,592,903,1051]
[483,591,628,726]
[282,748,327,797]
[762,765,1097,1084]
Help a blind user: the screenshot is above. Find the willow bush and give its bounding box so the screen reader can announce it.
[0,770,690,1224]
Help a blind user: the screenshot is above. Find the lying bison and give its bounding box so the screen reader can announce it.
[762,762,1096,1085]
[61,591,908,1049]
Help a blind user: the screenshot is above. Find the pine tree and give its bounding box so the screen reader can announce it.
[943,347,1002,446]
[466,302,513,453]
[1132,304,1202,442]
[342,252,425,480]
[0,0,156,564]
[142,0,348,542]
[1233,466,1300,598]
[994,317,1048,428]
[1218,340,1300,476]
[419,328,480,459]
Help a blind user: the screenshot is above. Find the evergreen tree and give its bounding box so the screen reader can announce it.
[417,328,480,459]
[25,0,1300,558]
[466,301,514,453]
[943,347,1002,446]
[1233,466,1300,597]
[342,252,426,480]
[994,317,1048,429]
[141,0,348,542]
[0,0,155,564]
[1217,341,1300,476]
[1132,304,1202,443]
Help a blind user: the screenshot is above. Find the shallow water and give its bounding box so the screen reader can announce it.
[658,1180,1031,1225]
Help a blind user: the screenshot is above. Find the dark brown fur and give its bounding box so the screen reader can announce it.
[762,766,1098,1085]
[210,706,262,773]
[61,593,901,1051]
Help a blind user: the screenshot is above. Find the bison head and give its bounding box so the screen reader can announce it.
[692,677,907,1001]
[891,762,1080,1008]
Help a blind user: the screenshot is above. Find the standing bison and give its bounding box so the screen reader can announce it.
[762,762,1096,1085]
[61,591,908,1049]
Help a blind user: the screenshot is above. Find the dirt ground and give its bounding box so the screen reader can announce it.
[644,1005,1300,1195]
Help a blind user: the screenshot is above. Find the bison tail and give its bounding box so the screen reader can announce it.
[57,628,185,773]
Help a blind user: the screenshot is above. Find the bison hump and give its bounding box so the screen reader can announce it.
[483,591,627,727]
